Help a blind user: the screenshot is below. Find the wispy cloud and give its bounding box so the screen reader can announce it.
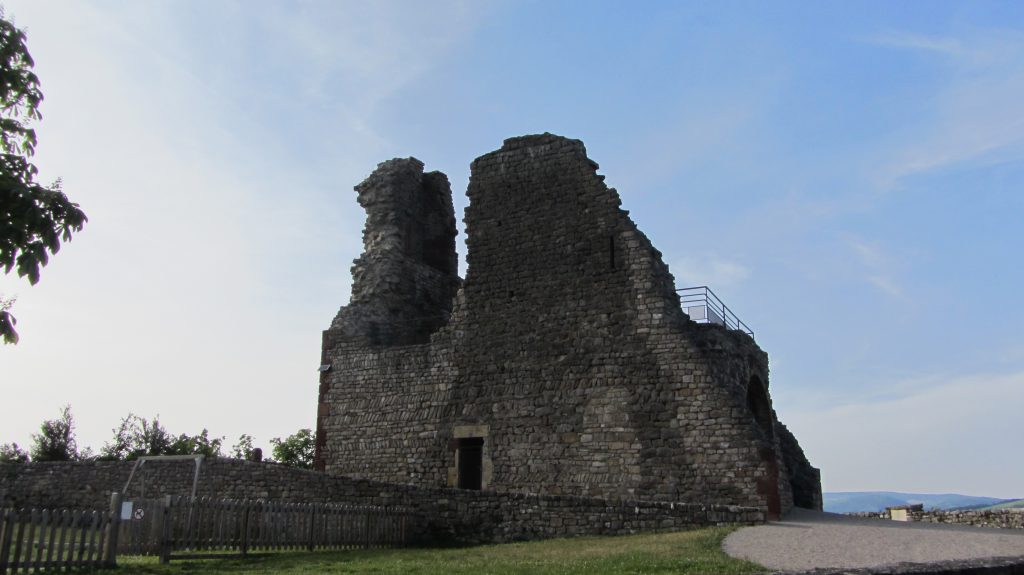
[868,30,1024,189]
[843,235,907,300]
[867,31,967,58]
[865,275,903,299]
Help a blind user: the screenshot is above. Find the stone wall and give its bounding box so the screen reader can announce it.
[0,459,349,510]
[0,459,763,544]
[909,510,1024,529]
[775,420,823,510]
[316,133,821,517]
[846,510,1024,530]
[423,492,764,545]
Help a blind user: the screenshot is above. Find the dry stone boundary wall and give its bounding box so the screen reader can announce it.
[910,510,1024,529]
[0,459,763,544]
[847,510,1024,530]
[909,507,1024,527]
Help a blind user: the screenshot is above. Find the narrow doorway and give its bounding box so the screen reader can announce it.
[457,437,484,490]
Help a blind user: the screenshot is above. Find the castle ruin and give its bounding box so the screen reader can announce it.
[315,133,821,519]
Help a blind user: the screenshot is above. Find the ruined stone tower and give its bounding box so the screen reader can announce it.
[329,158,460,346]
[316,134,822,517]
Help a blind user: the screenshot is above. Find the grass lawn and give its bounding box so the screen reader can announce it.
[115,526,765,574]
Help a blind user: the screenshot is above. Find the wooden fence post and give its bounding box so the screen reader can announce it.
[158,495,173,564]
[239,500,250,557]
[0,509,13,571]
[363,508,371,549]
[307,504,317,552]
[105,492,123,567]
[25,509,38,569]
[10,509,27,570]
[85,510,100,568]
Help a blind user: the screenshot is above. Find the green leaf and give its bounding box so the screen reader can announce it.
[0,11,86,342]
[1,309,19,344]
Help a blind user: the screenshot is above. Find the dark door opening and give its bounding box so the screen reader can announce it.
[757,446,782,520]
[457,437,484,490]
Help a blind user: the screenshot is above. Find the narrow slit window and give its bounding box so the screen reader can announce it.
[609,236,616,270]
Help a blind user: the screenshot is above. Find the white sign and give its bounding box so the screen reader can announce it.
[120,501,133,520]
[133,508,145,520]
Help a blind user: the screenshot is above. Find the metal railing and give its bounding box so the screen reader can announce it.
[677,286,753,338]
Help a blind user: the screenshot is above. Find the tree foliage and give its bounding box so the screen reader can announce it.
[99,413,223,460]
[30,404,87,461]
[231,434,257,460]
[0,9,87,344]
[270,428,315,469]
[0,294,14,342]
[0,441,29,463]
[168,428,223,458]
[100,413,172,460]
[4,405,307,467]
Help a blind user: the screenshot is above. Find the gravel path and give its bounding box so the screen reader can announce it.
[723,508,1024,572]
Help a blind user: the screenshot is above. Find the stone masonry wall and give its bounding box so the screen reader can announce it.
[846,510,1024,530]
[317,134,821,517]
[910,509,1024,529]
[775,419,823,510]
[0,460,763,545]
[315,336,453,485]
[328,157,460,347]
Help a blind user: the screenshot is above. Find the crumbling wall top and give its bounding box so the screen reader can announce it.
[329,157,460,346]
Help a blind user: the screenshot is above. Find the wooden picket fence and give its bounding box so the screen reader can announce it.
[119,495,414,563]
[0,494,415,571]
[0,506,117,573]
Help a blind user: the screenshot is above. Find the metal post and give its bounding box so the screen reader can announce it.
[190,457,204,500]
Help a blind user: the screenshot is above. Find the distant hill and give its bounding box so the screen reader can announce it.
[823,492,1018,513]
[979,499,1024,511]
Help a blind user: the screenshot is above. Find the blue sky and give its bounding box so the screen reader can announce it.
[1,1,1022,498]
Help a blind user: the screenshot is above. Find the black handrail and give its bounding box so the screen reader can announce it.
[677,286,754,338]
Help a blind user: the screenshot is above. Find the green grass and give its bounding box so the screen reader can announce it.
[115,526,765,574]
